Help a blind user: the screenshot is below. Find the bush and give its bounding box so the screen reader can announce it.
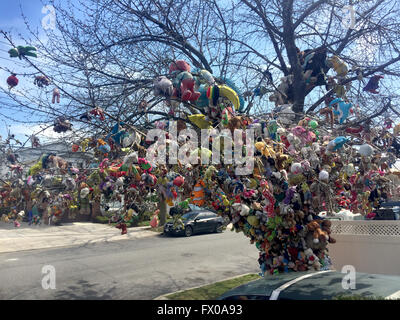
[139,210,153,222]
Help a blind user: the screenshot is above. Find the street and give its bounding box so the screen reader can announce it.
[0,230,259,299]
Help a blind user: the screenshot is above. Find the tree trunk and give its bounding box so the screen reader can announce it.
[158,199,168,227]
[91,200,101,221]
[282,0,306,114]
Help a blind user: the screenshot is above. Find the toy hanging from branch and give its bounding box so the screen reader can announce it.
[320,107,334,128]
[30,135,40,148]
[53,116,72,133]
[7,74,18,89]
[52,88,60,103]
[34,75,50,88]
[90,107,106,121]
[363,75,384,94]
[329,98,353,124]
[8,46,37,59]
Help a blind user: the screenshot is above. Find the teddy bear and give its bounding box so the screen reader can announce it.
[326,55,348,79]
[53,116,72,133]
[306,220,329,244]
[269,75,294,106]
[274,152,289,171]
[34,75,50,87]
[320,219,336,244]
[169,60,200,102]
[304,248,321,270]
[301,48,327,84]
[286,133,301,155]
[153,76,173,97]
[49,154,68,172]
[227,116,242,133]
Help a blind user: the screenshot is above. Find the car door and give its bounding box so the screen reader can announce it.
[193,212,209,233]
[195,212,217,233]
[204,212,219,232]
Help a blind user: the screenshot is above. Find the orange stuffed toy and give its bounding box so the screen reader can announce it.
[191,180,206,206]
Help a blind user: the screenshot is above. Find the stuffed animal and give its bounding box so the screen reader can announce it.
[169,60,200,102]
[273,104,296,125]
[153,76,173,97]
[191,180,206,206]
[302,48,328,85]
[363,75,384,94]
[34,75,50,87]
[8,46,37,59]
[52,88,60,103]
[306,220,328,244]
[329,98,353,124]
[327,55,348,78]
[320,220,336,243]
[53,116,72,133]
[169,60,191,74]
[7,74,18,88]
[90,107,105,121]
[269,75,294,106]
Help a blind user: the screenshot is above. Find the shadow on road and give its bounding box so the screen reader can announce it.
[54,279,117,300]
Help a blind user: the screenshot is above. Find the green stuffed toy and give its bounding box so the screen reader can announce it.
[8,46,38,59]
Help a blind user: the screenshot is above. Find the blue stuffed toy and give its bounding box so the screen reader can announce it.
[329,98,352,124]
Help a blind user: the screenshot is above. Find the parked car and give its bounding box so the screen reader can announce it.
[164,210,225,237]
[218,271,400,300]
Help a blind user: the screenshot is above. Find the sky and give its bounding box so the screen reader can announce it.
[0,1,399,148]
[0,0,61,144]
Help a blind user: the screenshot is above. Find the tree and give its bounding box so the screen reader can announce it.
[1,0,400,274]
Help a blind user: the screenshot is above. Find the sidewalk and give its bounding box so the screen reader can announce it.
[0,221,158,254]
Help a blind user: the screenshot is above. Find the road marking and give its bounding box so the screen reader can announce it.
[5,258,19,262]
[269,270,333,300]
[386,290,400,300]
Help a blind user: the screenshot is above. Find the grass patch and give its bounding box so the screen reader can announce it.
[149,226,164,233]
[138,220,150,227]
[165,274,261,300]
[94,216,109,224]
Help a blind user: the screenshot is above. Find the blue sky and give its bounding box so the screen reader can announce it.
[0,1,59,144]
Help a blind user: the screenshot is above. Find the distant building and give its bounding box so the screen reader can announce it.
[0,141,95,178]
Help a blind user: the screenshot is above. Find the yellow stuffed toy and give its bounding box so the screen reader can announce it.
[327,55,348,78]
[255,141,276,158]
[188,114,212,129]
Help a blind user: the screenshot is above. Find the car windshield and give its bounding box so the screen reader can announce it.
[188,204,203,211]
[181,212,199,220]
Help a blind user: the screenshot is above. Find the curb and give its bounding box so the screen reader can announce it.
[153,272,257,300]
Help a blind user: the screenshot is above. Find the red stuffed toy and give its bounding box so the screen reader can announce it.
[169,60,200,102]
[169,60,191,73]
[7,74,18,88]
[90,107,105,121]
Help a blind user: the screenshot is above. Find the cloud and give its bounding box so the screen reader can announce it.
[8,123,74,144]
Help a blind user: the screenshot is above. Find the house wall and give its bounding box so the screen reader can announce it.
[329,220,400,276]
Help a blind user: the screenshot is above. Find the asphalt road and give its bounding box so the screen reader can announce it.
[0,230,259,299]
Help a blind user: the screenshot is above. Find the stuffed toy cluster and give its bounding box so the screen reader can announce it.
[153,60,245,126]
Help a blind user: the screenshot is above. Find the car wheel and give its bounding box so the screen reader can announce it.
[184,226,193,237]
[215,222,223,233]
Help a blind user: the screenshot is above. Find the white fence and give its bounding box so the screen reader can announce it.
[329,220,400,276]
